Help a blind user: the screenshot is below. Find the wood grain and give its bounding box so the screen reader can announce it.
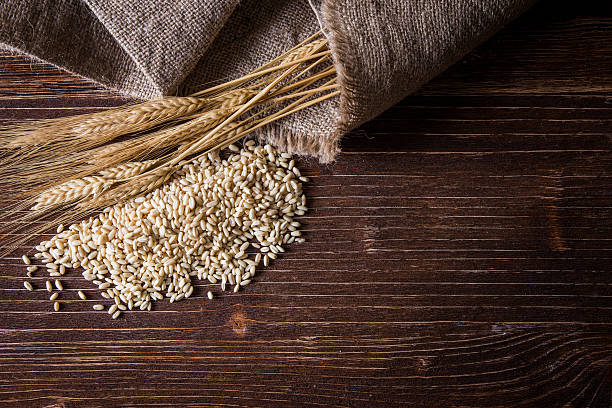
[0,1,611,407]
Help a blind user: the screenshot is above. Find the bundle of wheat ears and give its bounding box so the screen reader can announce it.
[0,32,337,253]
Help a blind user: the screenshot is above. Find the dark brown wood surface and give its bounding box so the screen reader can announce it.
[0,1,611,407]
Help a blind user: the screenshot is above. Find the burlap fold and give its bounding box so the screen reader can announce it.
[0,0,535,162]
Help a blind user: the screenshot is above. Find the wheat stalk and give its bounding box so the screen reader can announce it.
[0,31,338,254]
[33,160,162,209]
[190,37,330,98]
[33,176,111,210]
[98,160,157,179]
[96,106,234,160]
[86,167,173,209]
[211,88,258,110]
[280,38,328,65]
[76,96,210,136]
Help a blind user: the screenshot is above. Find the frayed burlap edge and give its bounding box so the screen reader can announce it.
[252,0,361,164]
[319,0,359,136]
[315,0,539,146]
[255,121,340,164]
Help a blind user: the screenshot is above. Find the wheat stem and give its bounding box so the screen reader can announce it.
[190,50,329,98]
[272,83,340,102]
[251,30,324,72]
[268,63,335,98]
[171,58,303,166]
[0,31,338,255]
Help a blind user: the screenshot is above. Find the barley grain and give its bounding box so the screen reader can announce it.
[45,280,53,292]
[21,255,30,265]
[50,292,58,301]
[28,143,307,318]
[93,304,104,311]
[78,290,86,300]
[53,301,60,312]
[54,280,63,291]
[23,281,33,291]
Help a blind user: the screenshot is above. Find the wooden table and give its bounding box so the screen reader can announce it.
[1,1,611,407]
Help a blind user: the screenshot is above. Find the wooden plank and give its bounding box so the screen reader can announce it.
[0,0,611,407]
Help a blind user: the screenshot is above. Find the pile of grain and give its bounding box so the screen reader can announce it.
[22,142,307,318]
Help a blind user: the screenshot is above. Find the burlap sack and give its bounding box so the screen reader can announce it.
[0,0,536,162]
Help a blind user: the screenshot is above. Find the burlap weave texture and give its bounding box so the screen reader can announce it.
[0,0,536,162]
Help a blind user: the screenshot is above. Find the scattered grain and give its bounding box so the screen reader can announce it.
[26,143,307,317]
[23,281,33,291]
[54,280,63,291]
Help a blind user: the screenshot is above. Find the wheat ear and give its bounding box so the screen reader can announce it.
[33,160,161,210]
[86,167,172,209]
[98,160,158,180]
[0,31,338,255]
[75,96,210,137]
[33,176,111,210]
